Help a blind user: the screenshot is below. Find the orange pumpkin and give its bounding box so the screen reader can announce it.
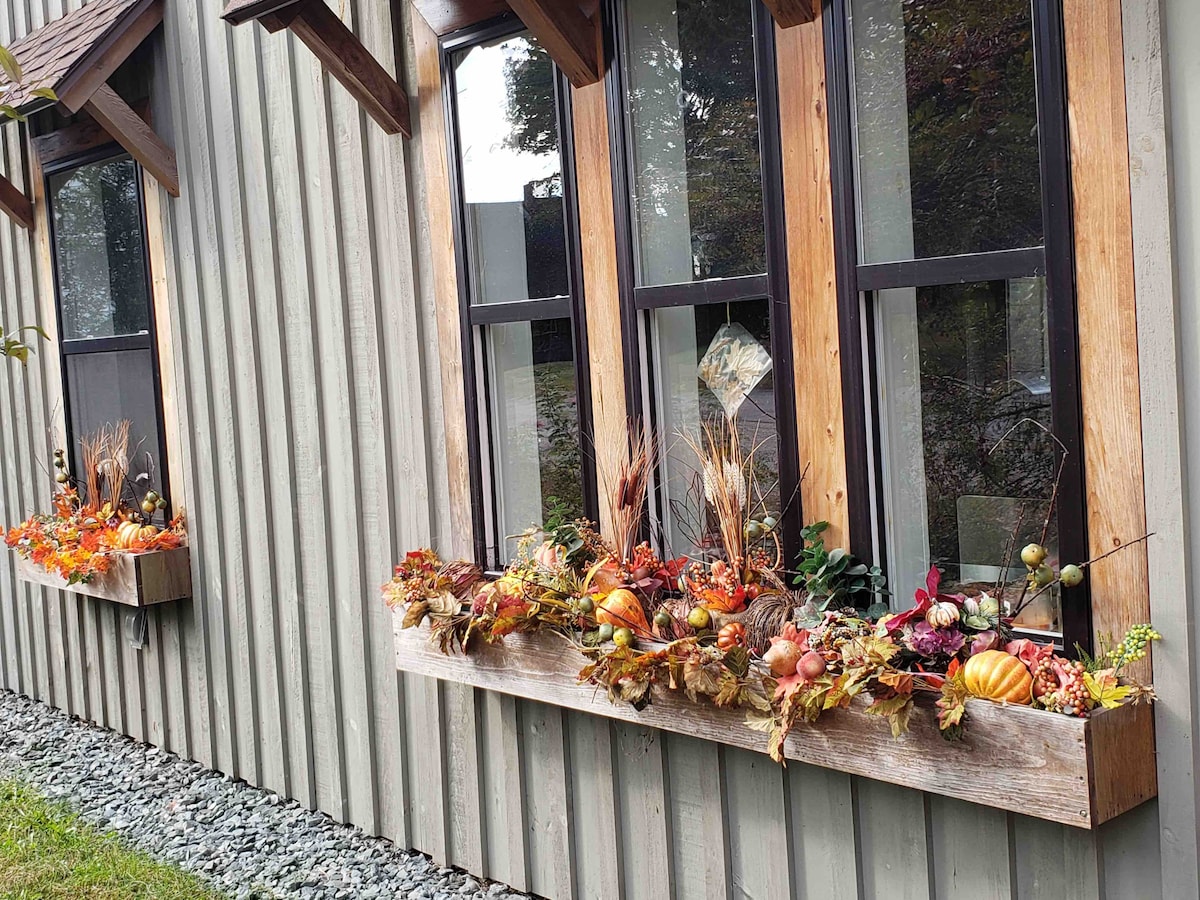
[717,622,746,651]
[963,650,1032,705]
[597,589,651,637]
[136,525,159,545]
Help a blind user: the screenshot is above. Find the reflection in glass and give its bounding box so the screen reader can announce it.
[453,32,568,304]
[651,299,778,557]
[49,157,150,340]
[876,278,1060,632]
[65,349,161,495]
[484,318,583,562]
[849,0,1042,263]
[624,0,765,286]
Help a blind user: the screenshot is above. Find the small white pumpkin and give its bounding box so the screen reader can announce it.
[925,601,960,629]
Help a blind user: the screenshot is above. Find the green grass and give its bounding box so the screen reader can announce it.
[0,780,223,899]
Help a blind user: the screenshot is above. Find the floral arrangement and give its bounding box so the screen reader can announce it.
[387,418,1157,763]
[5,423,185,585]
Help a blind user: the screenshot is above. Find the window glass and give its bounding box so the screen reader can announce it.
[49,157,151,340]
[876,278,1060,632]
[484,318,583,561]
[65,349,162,496]
[651,299,778,557]
[624,0,765,286]
[453,33,569,304]
[848,0,1042,263]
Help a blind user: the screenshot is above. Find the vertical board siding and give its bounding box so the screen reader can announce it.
[0,3,1174,900]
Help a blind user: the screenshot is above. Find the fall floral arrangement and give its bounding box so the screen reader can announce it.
[5,423,185,585]
[387,419,1157,763]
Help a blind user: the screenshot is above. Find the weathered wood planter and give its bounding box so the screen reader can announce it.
[394,619,1157,829]
[14,547,192,607]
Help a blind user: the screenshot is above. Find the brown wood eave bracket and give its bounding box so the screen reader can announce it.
[0,174,35,230]
[80,84,180,197]
[762,0,819,27]
[506,0,602,88]
[225,0,411,137]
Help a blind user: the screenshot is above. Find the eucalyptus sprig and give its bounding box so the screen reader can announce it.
[792,521,887,614]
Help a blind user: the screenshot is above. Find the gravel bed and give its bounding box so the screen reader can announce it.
[0,690,527,900]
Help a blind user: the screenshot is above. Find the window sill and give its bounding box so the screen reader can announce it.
[14,546,191,607]
[393,617,1156,829]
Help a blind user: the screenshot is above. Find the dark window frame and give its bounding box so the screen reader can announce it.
[441,16,598,571]
[824,0,1090,649]
[604,0,803,561]
[44,144,172,511]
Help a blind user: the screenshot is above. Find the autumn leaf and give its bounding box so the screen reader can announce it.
[402,600,429,630]
[1084,670,1134,710]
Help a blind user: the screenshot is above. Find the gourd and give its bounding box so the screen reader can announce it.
[717,622,746,651]
[963,650,1032,705]
[113,521,159,551]
[596,588,651,637]
[925,601,959,629]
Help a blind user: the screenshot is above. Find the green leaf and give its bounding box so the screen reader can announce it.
[0,46,22,85]
[0,104,25,123]
[30,87,57,102]
[827,548,847,566]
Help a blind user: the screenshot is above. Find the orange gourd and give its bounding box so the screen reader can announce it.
[963,650,1032,705]
[597,589,651,637]
[717,622,746,651]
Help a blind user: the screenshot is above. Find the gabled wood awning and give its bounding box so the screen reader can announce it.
[222,0,411,137]
[0,0,179,230]
[410,0,819,86]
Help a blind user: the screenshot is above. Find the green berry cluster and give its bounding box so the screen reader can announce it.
[1107,623,1162,670]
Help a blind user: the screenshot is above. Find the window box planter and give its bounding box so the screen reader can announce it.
[14,546,192,608]
[393,617,1156,829]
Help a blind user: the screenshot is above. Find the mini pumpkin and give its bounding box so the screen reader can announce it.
[114,521,142,550]
[717,622,746,651]
[597,588,651,637]
[963,650,1032,705]
[925,601,959,629]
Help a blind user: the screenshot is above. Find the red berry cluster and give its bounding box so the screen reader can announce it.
[1033,658,1091,717]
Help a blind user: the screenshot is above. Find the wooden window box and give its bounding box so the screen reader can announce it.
[393,619,1157,829]
[14,547,192,608]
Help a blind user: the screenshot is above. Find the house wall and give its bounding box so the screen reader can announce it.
[0,1,1189,898]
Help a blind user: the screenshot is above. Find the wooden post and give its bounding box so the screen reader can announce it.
[762,0,818,27]
[81,84,180,197]
[0,172,34,230]
[284,0,411,137]
[506,0,603,88]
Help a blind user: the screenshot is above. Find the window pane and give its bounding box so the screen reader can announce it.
[849,0,1042,263]
[624,0,765,286]
[876,278,1060,633]
[651,299,778,557]
[453,32,569,304]
[65,349,163,498]
[484,318,583,562]
[49,156,151,340]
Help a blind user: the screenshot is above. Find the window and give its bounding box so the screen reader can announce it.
[612,0,799,559]
[445,23,595,569]
[828,0,1087,643]
[47,151,170,505]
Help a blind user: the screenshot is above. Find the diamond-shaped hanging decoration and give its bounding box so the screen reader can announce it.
[697,322,772,421]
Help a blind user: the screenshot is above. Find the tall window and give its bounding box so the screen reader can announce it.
[612,0,798,559]
[829,0,1086,642]
[47,151,169,504]
[445,24,595,569]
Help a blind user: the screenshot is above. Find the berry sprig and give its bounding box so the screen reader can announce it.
[1105,623,1161,674]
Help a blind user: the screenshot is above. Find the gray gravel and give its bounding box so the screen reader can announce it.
[0,690,526,900]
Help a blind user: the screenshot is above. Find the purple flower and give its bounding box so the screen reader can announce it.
[904,621,966,657]
[969,630,1000,655]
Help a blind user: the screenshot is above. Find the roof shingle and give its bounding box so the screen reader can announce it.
[0,0,148,112]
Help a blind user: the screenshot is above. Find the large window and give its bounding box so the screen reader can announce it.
[47,151,169,504]
[445,24,595,569]
[612,0,798,560]
[829,0,1086,642]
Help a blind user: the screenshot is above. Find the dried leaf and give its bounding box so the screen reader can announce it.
[402,600,429,630]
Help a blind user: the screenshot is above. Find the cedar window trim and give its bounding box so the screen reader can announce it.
[823,0,1091,650]
[42,145,173,513]
[0,0,180,230]
[603,0,804,563]
[221,0,411,137]
[441,16,599,572]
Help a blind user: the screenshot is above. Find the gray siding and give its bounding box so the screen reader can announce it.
[0,1,1185,898]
